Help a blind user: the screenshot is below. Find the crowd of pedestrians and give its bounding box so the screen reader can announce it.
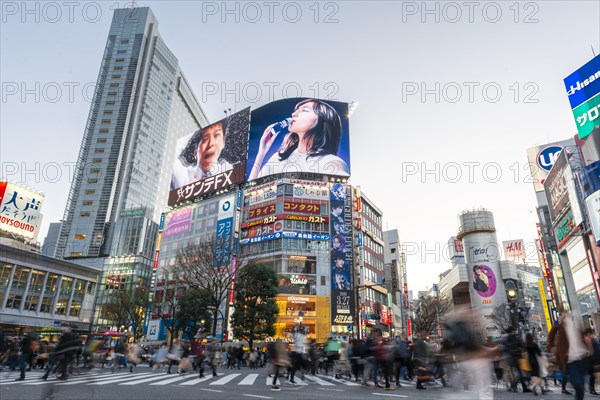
[2,310,599,399]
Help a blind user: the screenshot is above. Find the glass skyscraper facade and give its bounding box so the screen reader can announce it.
[53,7,208,330]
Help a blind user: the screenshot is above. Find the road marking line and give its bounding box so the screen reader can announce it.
[149,375,194,385]
[304,375,334,386]
[239,373,259,385]
[317,388,345,392]
[119,374,176,385]
[243,394,272,399]
[20,373,107,385]
[179,375,213,386]
[56,372,147,385]
[316,374,359,386]
[88,373,160,385]
[200,388,223,393]
[372,393,408,398]
[209,373,240,385]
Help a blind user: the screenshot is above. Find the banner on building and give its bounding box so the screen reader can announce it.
[0,182,44,241]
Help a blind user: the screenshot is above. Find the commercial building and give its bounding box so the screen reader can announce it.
[356,192,389,338]
[383,229,409,337]
[0,243,99,338]
[51,7,207,330]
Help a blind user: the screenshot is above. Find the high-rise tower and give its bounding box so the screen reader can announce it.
[55,7,207,260]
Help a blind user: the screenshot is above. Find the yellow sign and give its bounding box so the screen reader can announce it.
[538,279,552,332]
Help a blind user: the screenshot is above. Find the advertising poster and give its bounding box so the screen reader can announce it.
[246,98,351,181]
[463,230,506,310]
[329,183,355,328]
[162,207,193,239]
[169,108,250,205]
[214,195,235,267]
[0,182,44,241]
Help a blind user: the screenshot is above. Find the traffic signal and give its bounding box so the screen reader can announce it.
[505,279,518,302]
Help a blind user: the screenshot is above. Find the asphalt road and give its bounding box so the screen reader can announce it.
[0,365,578,400]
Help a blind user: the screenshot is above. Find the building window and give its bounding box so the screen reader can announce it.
[114,66,123,71]
[120,39,129,44]
[85,189,95,195]
[87,178,98,184]
[94,149,104,154]
[83,200,93,206]
[107,92,117,97]
[90,169,101,174]
[109,83,119,87]
[69,252,83,258]
[99,128,109,133]
[101,119,111,124]
[105,102,115,106]
[80,212,91,217]
[103,110,113,115]
[115,58,125,62]
[74,234,87,240]
[117,49,126,54]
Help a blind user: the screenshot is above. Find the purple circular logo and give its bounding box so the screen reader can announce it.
[472,264,496,298]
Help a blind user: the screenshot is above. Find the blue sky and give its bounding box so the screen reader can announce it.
[1,1,599,292]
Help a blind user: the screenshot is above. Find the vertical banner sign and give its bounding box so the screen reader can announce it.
[538,279,552,332]
[330,183,355,328]
[214,195,235,268]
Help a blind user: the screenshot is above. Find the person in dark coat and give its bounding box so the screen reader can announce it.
[15,333,38,381]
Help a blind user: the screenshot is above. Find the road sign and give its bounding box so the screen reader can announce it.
[347,325,353,332]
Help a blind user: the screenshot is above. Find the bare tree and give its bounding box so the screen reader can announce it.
[102,287,149,339]
[491,302,513,332]
[173,236,243,339]
[412,295,453,337]
[150,274,184,349]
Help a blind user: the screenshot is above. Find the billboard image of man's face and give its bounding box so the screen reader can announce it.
[168,108,250,206]
[246,98,351,181]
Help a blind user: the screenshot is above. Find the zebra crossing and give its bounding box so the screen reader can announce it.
[0,370,414,388]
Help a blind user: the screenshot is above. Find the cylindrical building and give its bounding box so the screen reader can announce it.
[457,209,507,316]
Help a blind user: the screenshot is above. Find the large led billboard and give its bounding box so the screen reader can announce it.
[168,108,250,206]
[246,98,351,181]
[0,182,44,241]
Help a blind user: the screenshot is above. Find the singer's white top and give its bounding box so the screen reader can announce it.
[258,150,349,178]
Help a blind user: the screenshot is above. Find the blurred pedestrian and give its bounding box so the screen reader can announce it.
[15,333,39,381]
[269,339,290,391]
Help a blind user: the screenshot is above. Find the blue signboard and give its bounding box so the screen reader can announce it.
[564,54,600,109]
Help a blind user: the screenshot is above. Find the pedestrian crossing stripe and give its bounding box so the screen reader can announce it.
[209,373,240,385]
[238,374,259,385]
[2,371,398,387]
[58,372,153,385]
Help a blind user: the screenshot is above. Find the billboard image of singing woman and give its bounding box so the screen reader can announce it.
[246,98,351,181]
